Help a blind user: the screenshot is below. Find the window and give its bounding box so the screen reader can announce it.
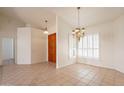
[78,33,99,58]
[72,37,76,57]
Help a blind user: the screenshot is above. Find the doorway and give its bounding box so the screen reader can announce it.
[2,38,15,65]
[48,33,56,63]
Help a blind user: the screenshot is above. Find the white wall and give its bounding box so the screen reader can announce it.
[113,15,124,73]
[78,21,115,69]
[48,21,57,35]
[0,13,25,65]
[77,14,124,73]
[56,16,76,68]
[17,27,31,64]
[55,14,124,73]
[31,28,47,64]
[17,27,47,64]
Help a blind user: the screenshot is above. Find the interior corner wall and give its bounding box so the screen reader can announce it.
[78,14,124,73]
[77,21,115,69]
[31,28,47,64]
[56,16,76,68]
[0,13,25,65]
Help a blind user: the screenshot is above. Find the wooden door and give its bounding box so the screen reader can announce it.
[48,33,56,63]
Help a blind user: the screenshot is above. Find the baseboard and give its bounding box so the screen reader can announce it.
[77,62,124,74]
[31,60,47,64]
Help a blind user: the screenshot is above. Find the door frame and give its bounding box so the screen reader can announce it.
[1,37,15,65]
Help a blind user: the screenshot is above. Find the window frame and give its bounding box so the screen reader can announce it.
[78,33,99,59]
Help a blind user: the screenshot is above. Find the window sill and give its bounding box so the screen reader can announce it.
[78,56,99,60]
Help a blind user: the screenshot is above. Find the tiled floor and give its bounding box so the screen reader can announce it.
[2,59,15,65]
[0,62,124,86]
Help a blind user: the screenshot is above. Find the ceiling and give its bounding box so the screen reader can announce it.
[0,7,124,29]
[48,7,124,27]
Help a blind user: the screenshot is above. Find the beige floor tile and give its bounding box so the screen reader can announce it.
[0,62,124,86]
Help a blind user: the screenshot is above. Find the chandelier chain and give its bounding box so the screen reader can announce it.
[77,7,80,28]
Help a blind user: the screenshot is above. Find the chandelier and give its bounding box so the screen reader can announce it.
[72,7,85,41]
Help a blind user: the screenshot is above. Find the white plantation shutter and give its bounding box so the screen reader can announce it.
[78,33,99,58]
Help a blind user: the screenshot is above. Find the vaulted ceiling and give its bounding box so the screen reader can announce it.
[49,7,124,27]
[0,7,124,29]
